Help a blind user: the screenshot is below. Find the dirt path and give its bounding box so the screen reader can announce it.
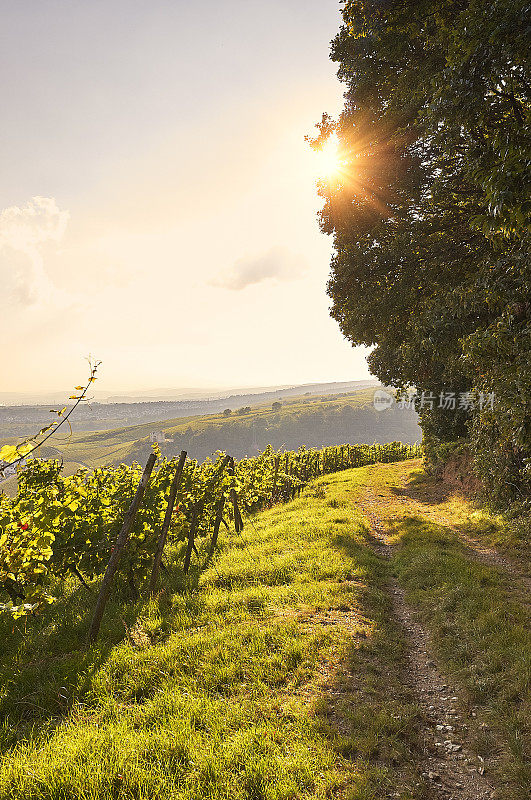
[359,501,496,800]
[362,465,531,608]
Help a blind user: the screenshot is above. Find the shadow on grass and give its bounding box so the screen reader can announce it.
[389,468,459,505]
[0,543,209,754]
[308,526,424,796]
[0,579,116,751]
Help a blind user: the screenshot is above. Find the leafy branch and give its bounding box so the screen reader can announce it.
[0,359,101,478]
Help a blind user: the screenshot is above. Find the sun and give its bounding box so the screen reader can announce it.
[313,136,342,178]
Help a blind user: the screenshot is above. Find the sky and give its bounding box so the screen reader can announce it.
[0,0,371,394]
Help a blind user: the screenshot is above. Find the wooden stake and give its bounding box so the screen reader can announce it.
[209,495,225,555]
[88,453,157,644]
[203,454,231,554]
[148,450,187,595]
[228,457,244,532]
[183,502,201,573]
[272,456,279,498]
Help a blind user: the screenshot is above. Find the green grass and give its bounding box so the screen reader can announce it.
[343,460,530,799]
[0,468,424,800]
[315,460,530,799]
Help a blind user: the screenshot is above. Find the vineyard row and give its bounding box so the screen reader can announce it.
[0,441,421,639]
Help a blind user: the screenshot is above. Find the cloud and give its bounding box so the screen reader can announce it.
[210,246,307,290]
[0,196,69,305]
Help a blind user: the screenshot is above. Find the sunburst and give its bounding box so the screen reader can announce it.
[313,135,343,178]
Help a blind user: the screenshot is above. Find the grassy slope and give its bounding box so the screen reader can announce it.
[0,462,528,799]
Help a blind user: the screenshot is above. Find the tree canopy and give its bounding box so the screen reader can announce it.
[315,0,530,503]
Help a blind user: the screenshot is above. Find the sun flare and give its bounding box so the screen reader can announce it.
[314,136,342,178]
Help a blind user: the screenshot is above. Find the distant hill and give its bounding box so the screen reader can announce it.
[0,380,379,439]
[0,379,377,407]
[24,386,420,468]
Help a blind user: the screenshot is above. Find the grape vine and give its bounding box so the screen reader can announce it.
[0,441,421,619]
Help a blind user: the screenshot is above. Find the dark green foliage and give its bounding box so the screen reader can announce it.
[316,0,530,503]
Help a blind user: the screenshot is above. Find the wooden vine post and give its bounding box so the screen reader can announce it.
[148,450,187,594]
[229,457,244,532]
[272,456,280,499]
[88,453,157,644]
[183,502,202,573]
[209,496,225,556]
[207,454,231,555]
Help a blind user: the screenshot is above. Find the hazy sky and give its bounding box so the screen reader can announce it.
[1,0,371,393]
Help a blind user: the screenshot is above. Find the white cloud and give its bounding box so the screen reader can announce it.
[0,196,69,305]
[210,246,307,291]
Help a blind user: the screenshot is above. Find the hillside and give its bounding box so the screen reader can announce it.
[28,387,420,468]
[0,380,378,438]
[0,460,528,800]
[0,379,378,408]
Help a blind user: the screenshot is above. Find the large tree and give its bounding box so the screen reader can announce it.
[316,0,530,503]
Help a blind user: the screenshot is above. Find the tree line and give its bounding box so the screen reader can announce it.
[313,0,529,506]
